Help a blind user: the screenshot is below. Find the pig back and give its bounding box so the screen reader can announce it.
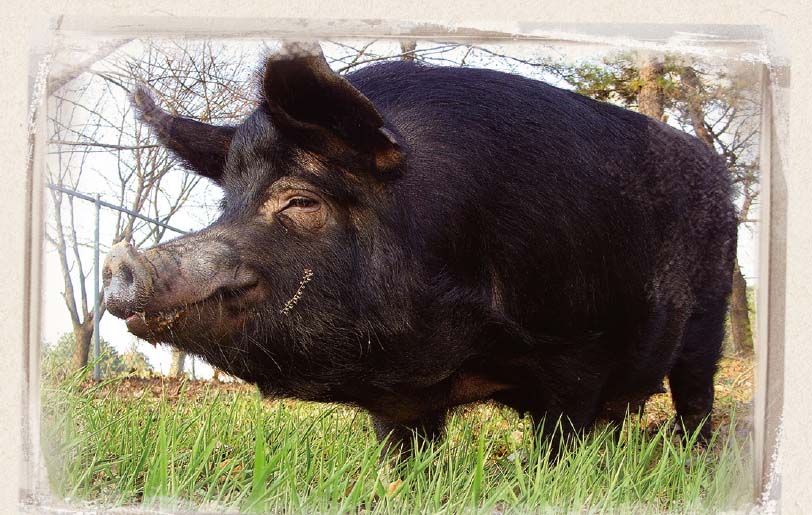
[348,62,736,343]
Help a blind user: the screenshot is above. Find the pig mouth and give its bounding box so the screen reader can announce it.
[123,281,262,343]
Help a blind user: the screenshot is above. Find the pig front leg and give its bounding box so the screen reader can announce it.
[371,411,447,459]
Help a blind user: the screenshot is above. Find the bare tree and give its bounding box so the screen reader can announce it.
[400,40,417,61]
[46,40,255,371]
[47,88,101,370]
[168,351,187,379]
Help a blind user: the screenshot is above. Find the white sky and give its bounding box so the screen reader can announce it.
[40,38,762,377]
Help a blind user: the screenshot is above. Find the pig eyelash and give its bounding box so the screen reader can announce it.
[280,268,314,315]
[283,197,319,210]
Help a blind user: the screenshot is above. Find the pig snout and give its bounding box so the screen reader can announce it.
[103,241,155,319]
[103,238,261,324]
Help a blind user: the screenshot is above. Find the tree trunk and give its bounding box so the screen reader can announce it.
[680,66,715,147]
[729,258,754,355]
[400,40,417,61]
[638,58,665,120]
[71,321,93,370]
[169,350,186,378]
[728,249,755,356]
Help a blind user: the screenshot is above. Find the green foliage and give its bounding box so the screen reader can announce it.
[567,53,642,106]
[121,347,154,378]
[42,333,152,380]
[40,333,77,376]
[41,374,753,514]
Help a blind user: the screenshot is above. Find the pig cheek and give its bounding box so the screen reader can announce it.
[293,209,329,231]
[167,303,248,342]
[199,301,254,333]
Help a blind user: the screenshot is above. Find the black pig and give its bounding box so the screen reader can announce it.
[103,42,736,453]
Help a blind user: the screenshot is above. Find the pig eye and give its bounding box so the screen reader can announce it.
[264,186,329,231]
[282,196,320,212]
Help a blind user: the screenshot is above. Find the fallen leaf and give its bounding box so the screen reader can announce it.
[387,479,403,496]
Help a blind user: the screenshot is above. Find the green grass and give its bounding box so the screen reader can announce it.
[41,367,753,514]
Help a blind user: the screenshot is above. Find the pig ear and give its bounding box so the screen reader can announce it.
[131,86,236,183]
[262,42,403,174]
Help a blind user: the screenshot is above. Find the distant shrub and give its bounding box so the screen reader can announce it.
[42,332,153,380]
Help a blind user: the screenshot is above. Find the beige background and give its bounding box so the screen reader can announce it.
[2,1,810,513]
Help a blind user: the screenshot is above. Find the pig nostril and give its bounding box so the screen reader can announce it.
[121,265,134,286]
[103,243,155,320]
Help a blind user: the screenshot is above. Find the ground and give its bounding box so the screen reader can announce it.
[37,353,755,514]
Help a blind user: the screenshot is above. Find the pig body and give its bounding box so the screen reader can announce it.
[104,44,736,450]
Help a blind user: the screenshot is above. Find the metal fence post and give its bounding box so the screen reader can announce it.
[93,194,101,381]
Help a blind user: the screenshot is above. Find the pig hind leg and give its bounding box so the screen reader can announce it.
[371,411,447,459]
[530,390,607,462]
[667,299,727,440]
[495,370,607,460]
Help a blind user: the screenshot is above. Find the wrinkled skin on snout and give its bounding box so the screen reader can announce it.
[104,42,737,456]
[104,235,261,353]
